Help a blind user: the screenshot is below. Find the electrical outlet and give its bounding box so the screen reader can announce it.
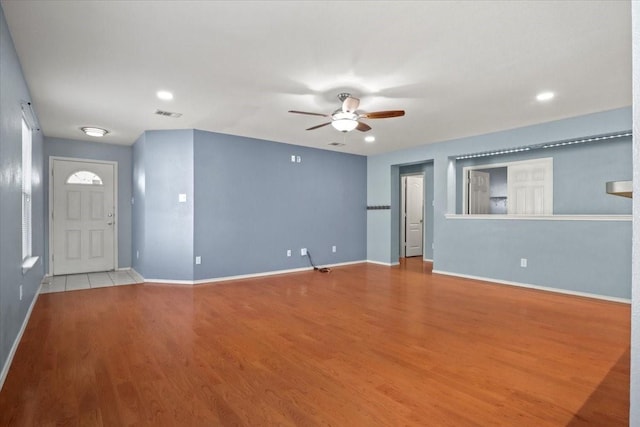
[19,285,23,301]
[287,249,291,257]
[178,193,187,203]
[296,156,301,163]
[332,245,336,253]
[195,256,201,265]
[301,248,307,256]
[520,258,527,268]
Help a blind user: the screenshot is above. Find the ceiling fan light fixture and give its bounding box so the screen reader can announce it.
[80,127,108,137]
[331,119,358,132]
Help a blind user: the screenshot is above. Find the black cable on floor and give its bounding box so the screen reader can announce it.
[306,250,330,273]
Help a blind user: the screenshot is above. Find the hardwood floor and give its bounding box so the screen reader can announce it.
[0,259,629,426]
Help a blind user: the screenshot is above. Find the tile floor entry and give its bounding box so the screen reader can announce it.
[40,270,142,294]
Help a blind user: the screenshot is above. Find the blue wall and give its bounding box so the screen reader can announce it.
[0,6,45,382]
[455,135,633,215]
[193,130,367,280]
[132,130,194,281]
[43,137,133,270]
[368,107,632,299]
[131,133,146,276]
[131,129,367,282]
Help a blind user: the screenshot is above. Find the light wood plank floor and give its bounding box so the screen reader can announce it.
[0,259,629,426]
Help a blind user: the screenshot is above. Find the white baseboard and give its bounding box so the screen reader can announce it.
[432,269,631,304]
[0,282,41,392]
[423,258,434,262]
[366,260,396,266]
[136,260,367,286]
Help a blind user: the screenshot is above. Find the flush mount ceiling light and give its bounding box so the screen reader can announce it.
[536,91,555,102]
[364,135,376,143]
[80,127,108,137]
[156,90,174,100]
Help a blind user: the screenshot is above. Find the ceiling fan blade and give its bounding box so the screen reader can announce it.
[356,121,371,132]
[342,96,360,113]
[306,122,332,131]
[361,110,405,119]
[288,110,329,117]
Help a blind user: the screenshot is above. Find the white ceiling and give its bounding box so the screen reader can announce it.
[1,0,632,156]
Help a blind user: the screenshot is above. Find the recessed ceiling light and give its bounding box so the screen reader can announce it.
[156,90,174,101]
[80,127,108,137]
[536,91,555,102]
[364,136,375,143]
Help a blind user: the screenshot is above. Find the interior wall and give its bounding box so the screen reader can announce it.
[193,130,367,280]
[455,136,632,215]
[0,5,45,385]
[368,107,633,299]
[133,130,194,281]
[43,137,133,271]
[131,132,145,277]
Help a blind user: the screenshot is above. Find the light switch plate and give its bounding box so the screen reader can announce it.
[195,256,201,265]
[179,193,187,203]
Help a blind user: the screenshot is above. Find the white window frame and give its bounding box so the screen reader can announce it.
[21,108,39,273]
[462,158,553,215]
[22,117,32,261]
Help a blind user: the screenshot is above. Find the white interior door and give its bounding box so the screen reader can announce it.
[507,158,553,215]
[52,159,116,275]
[468,170,490,214]
[405,175,424,257]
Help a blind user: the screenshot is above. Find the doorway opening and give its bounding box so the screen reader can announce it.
[395,160,434,263]
[400,174,424,258]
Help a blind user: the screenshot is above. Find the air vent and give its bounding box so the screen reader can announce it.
[328,142,346,147]
[154,109,182,118]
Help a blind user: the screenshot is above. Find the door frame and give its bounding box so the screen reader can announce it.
[48,156,118,276]
[400,172,424,258]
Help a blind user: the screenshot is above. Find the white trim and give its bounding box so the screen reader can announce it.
[21,256,39,274]
[422,258,433,262]
[0,283,41,392]
[49,157,119,275]
[366,259,397,266]
[135,260,367,285]
[432,269,630,304]
[445,214,632,221]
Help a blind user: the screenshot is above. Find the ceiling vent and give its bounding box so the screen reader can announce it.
[154,109,182,118]
[328,142,346,147]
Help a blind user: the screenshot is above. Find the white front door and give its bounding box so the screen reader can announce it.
[405,175,424,257]
[468,170,490,214]
[52,159,116,275]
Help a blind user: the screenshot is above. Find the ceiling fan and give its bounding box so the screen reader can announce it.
[288,93,405,132]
